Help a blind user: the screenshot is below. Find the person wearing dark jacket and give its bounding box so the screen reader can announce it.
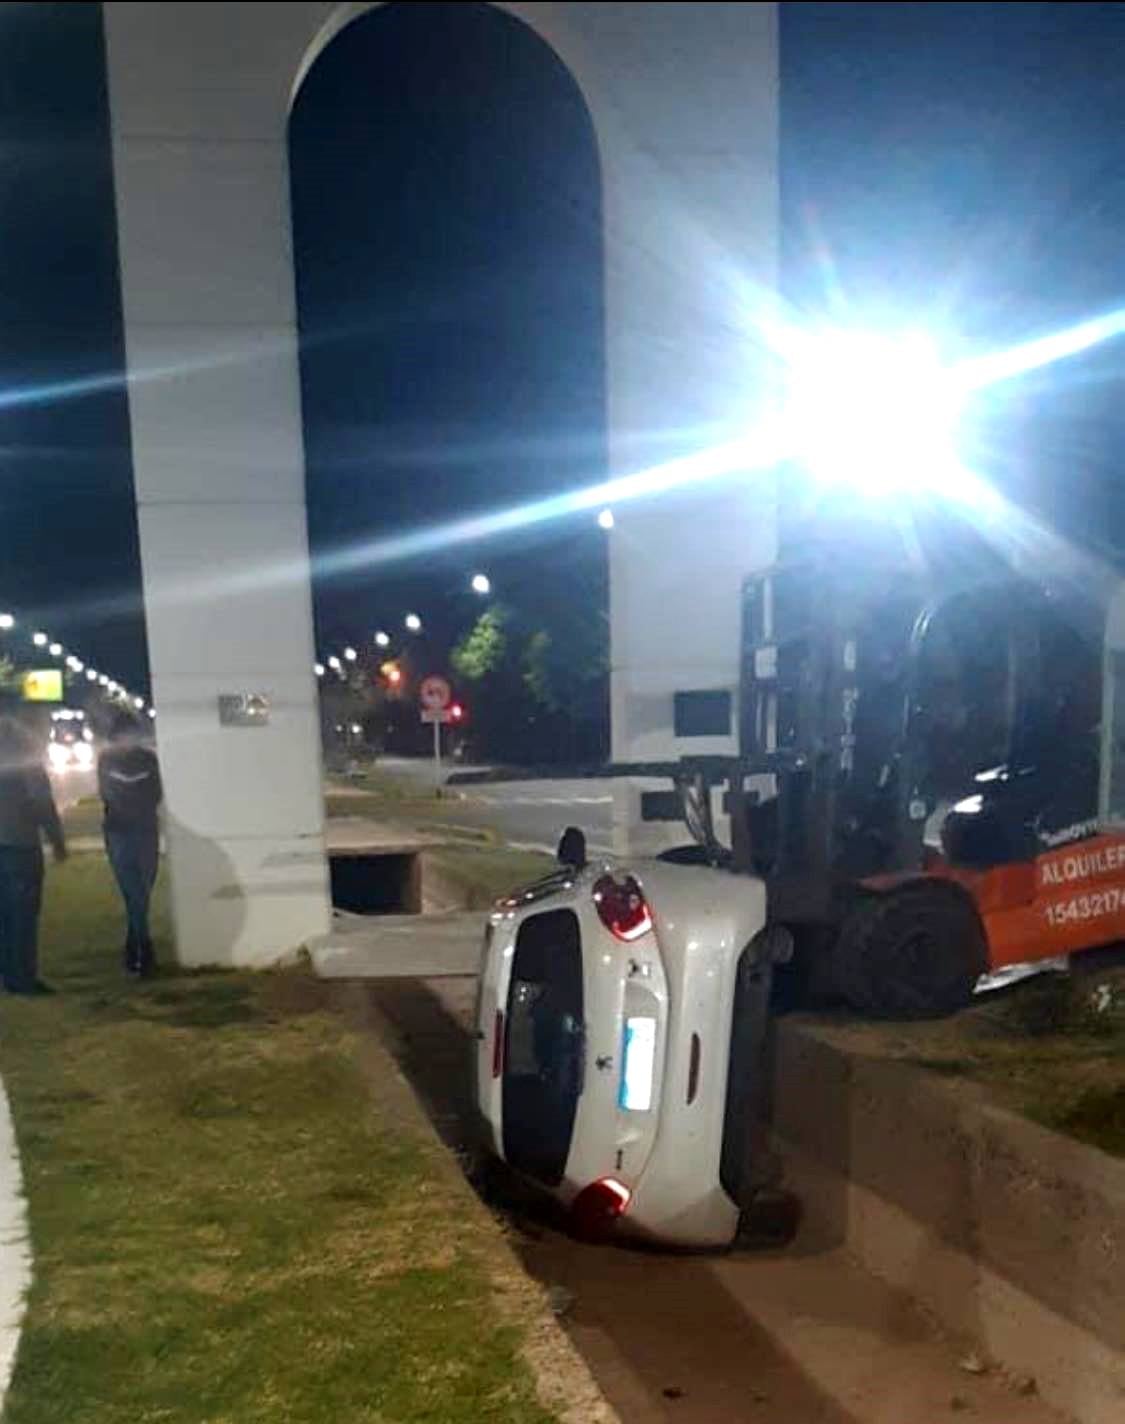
[0,713,67,994]
[98,711,162,976]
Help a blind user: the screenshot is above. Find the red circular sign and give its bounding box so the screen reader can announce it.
[419,675,452,710]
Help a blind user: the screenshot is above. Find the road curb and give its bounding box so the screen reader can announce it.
[773,1018,1125,1423]
[331,980,622,1424]
[0,1074,30,1410]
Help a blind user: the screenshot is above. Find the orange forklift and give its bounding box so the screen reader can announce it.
[630,544,1125,1018]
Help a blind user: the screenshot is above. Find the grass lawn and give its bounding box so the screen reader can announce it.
[424,847,553,911]
[819,959,1125,1158]
[323,776,552,910]
[0,855,556,1424]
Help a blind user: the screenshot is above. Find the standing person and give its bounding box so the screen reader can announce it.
[0,712,67,995]
[98,711,162,976]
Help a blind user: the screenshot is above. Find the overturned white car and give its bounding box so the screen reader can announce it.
[473,839,787,1248]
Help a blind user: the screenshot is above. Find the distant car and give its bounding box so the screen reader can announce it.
[473,848,779,1248]
[47,721,94,773]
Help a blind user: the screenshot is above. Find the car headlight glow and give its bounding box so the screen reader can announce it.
[47,742,69,771]
[73,741,94,770]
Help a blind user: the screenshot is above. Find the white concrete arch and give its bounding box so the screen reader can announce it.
[103,2,778,964]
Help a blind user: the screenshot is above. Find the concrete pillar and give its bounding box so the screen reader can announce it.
[103,3,336,965]
[103,1,777,964]
[509,4,779,852]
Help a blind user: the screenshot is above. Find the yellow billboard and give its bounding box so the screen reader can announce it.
[22,669,63,703]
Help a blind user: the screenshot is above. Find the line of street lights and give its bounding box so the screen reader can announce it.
[314,571,490,681]
[0,609,154,720]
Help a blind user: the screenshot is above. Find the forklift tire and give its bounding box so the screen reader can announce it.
[833,880,987,1020]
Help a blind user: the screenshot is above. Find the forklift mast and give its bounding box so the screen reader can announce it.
[737,556,929,898]
[734,553,1101,914]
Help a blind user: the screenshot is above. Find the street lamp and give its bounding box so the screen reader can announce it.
[327,655,342,672]
[133,696,145,711]
[0,613,13,631]
[32,631,47,647]
[374,630,390,648]
[48,642,62,658]
[597,507,615,530]
[344,646,358,662]
[314,662,325,678]
[404,613,422,632]
[470,572,491,596]
[86,668,97,682]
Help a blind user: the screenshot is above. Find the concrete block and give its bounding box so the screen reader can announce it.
[774,1019,1125,1424]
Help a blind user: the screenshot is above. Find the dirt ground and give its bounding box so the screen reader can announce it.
[360,973,1072,1424]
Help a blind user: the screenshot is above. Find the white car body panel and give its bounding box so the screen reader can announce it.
[474,857,768,1248]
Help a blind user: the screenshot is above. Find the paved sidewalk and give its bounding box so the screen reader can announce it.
[0,1075,29,1410]
[311,911,487,978]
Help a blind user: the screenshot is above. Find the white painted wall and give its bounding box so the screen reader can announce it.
[103,1,778,961]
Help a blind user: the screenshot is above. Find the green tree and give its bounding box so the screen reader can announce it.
[452,605,511,682]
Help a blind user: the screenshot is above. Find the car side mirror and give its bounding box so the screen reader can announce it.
[557,826,587,869]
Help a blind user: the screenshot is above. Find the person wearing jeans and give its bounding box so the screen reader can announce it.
[0,712,67,995]
[98,711,162,976]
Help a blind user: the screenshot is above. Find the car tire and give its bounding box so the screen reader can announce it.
[832,880,987,1020]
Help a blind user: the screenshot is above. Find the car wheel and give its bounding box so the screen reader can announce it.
[833,880,987,1020]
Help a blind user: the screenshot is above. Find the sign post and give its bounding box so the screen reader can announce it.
[419,675,453,793]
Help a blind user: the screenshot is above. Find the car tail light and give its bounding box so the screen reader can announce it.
[570,1177,632,1240]
[592,874,653,942]
[491,1009,505,1078]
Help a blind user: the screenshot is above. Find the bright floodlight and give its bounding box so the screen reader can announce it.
[404,613,422,632]
[147,708,156,719]
[86,668,97,682]
[470,572,491,595]
[327,654,342,671]
[597,507,615,530]
[0,613,13,630]
[344,646,358,662]
[49,642,62,657]
[374,630,390,647]
[784,330,962,496]
[32,631,47,647]
[134,696,145,711]
[314,662,325,677]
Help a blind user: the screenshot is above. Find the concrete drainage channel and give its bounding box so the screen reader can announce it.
[309,860,1115,1423]
[773,1019,1125,1424]
[328,850,423,916]
[313,846,487,979]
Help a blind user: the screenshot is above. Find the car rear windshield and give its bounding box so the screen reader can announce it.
[502,909,583,1186]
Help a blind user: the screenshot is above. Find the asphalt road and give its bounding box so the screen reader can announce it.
[460,778,614,855]
[380,757,615,855]
[50,766,96,812]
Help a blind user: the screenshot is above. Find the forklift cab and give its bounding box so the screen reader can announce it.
[736,559,1102,902]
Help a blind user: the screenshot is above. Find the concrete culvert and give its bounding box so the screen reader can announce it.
[329,851,421,915]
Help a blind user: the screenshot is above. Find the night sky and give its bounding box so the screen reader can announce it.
[781,2,1125,558]
[3,2,1125,692]
[0,2,140,689]
[289,0,605,656]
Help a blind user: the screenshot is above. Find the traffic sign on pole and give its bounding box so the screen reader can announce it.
[419,674,451,711]
[419,675,452,790]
